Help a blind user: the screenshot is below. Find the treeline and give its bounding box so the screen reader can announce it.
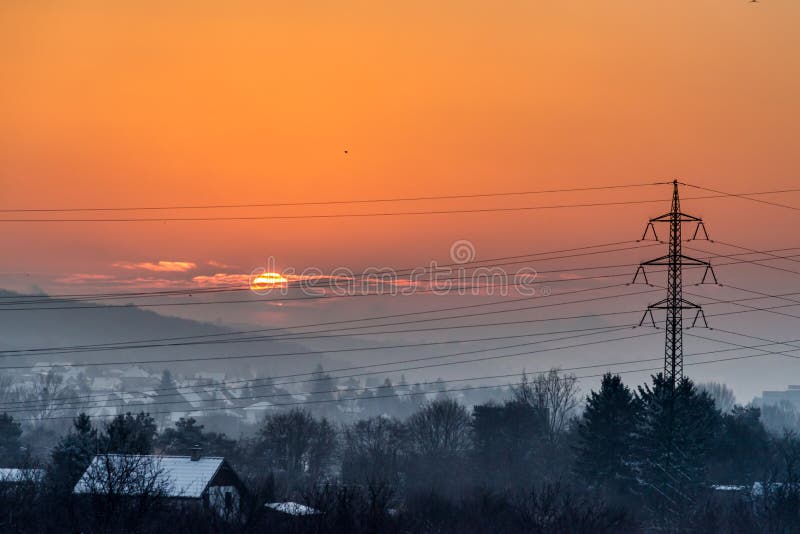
[2,371,800,532]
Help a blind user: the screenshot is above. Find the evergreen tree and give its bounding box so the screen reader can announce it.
[575,373,639,493]
[0,413,22,467]
[632,374,721,516]
[50,413,98,489]
[101,412,157,454]
[154,370,182,426]
[155,417,236,456]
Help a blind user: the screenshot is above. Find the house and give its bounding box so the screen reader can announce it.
[0,468,45,485]
[243,401,274,424]
[73,449,246,518]
[120,366,155,390]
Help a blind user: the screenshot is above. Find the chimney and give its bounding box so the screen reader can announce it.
[190,444,202,461]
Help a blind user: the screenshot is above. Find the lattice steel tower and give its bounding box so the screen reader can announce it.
[633,180,718,385]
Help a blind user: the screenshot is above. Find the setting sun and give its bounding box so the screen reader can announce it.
[249,271,289,292]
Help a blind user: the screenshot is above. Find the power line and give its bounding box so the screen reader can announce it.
[0,182,669,213]
[13,292,800,411]
[685,243,800,278]
[0,280,650,358]
[0,275,637,356]
[681,182,800,213]
[4,326,648,413]
[5,243,798,312]
[2,189,798,222]
[15,336,800,421]
[0,239,641,301]
[0,241,656,305]
[12,238,800,305]
[8,283,800,364]
[0,285,660,369]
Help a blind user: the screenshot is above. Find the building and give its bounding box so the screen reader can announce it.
[0,468,45,485]
[243,401,274,424]
[73,449,245,518]
[762,385,800,410]
[119,366,156,390]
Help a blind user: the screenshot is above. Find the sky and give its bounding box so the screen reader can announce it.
[1,1,799,400]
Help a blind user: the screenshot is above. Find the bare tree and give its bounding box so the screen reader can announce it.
[513,369,579,442]
[74,453,169,533]
[697,381,736,413]
[23,370,75,421]
[342,416,406,486]
[406,398,471,456]
[258,409,337,480]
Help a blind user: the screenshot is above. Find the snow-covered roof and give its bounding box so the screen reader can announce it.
[120,366,151,379]
[244,401,273,410]
[74,455,225,498]
[0,468,45,483]
[92,377,122,390]
[176,387,204,408]
[264,502,320,516]
[194,372,226,382]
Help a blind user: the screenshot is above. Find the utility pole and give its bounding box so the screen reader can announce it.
[633,179,718,385]
[632,180,720,521]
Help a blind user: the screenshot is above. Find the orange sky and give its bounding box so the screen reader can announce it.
[1,0,799,293]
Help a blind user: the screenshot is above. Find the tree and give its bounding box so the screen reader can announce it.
[575,373,639,494]
[709,405,770,485]
[75,453,169,533]
[155,417,235,457]
[513,369,579,442]
[153,370,182,426]
[0,413,22,467]
[472,399,547,487]
[24,370,74,421]
[101,412,157,454]
[257,409,337,480]
[51,413,98,489]
[342,416,406,486]
[632,374,721,516]
[697,382,736,414]
[406,398,471,457]
[405,399,471,495]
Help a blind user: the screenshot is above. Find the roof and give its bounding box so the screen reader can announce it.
[244,401,273,410]
[120,366,151,378]
[0,468,45,483]
[264,502,320,516]
[74,455,225,498]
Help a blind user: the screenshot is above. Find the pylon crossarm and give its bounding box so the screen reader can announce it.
[641,255,671,266]
[676,298,701,310]
[690,309,709,328]
[676,254,710,266]
[649,212,702,223]
[690,221,710,240]
[639,309,658,328]
[700,265,718,285]
[641,222,659,241]
[632,265,650,284]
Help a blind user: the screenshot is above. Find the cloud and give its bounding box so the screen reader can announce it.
[192,273,250,286]
[56,273,116,284]
[207,260,238,269]
[113,260,197,272]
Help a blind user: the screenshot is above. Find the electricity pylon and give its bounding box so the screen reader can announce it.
[633,180,718,385]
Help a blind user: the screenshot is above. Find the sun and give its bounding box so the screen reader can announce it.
[250,271,289,291]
